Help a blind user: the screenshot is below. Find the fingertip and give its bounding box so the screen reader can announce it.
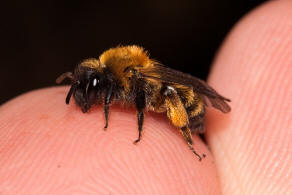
[0,87,220,194]
[206,1,292,194]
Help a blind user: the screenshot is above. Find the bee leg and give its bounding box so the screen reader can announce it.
[104,82,113,130]
[180,126,206,161]
[163,86,205,160]
[65,81,79,104]
[133,89,146,144]
[133,110,144,144]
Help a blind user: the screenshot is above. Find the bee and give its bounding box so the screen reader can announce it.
[56,45,231,161]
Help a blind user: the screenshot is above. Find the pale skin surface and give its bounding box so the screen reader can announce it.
[0,0,291,194]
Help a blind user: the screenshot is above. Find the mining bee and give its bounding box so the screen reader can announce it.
[56,45,231,160]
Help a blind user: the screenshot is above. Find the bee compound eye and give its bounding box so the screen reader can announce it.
[92,78,99,87]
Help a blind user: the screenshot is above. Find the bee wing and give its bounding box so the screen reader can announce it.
[139,64,231,113]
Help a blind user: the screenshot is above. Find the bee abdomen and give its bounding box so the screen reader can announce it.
[186,102,205,133]
[189,113,205,133]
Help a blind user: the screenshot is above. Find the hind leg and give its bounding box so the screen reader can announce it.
[163,86,205,160]
[180,126,206,161]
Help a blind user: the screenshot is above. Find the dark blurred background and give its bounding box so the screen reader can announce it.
[0,0,266,104]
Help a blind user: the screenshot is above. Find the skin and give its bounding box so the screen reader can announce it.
[0,0,291,194]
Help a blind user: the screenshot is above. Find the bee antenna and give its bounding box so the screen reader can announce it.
[66,81,80,104]
[56,72,74,84]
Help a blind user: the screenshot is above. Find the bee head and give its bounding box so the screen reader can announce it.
[56,64,103,113]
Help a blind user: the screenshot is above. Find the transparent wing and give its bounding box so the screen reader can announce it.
[139,63,231,113]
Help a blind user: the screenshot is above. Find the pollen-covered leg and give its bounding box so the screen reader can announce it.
[163,86,205,160]
[163,86,189,128]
